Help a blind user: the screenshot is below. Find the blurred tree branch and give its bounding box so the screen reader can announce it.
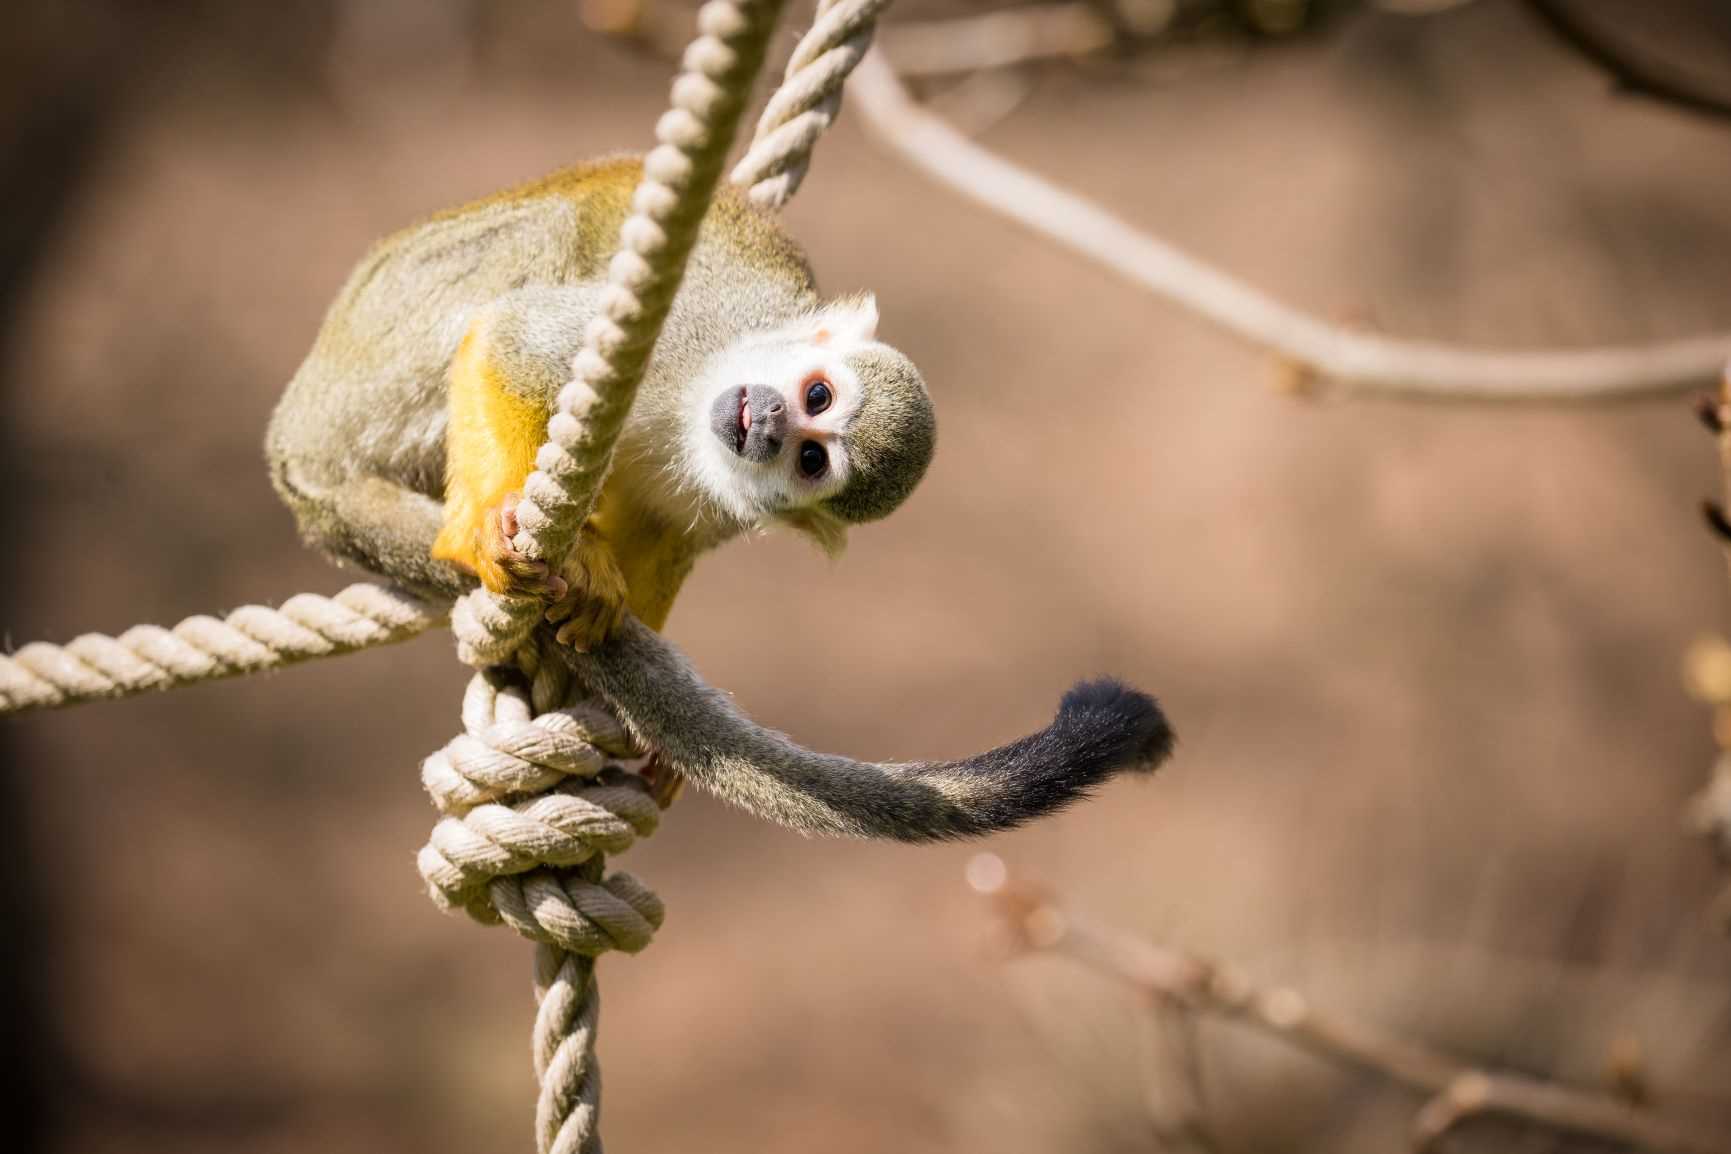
[876,3,1116,76]
[1686,369,1731,931]
[1526,0,1731,124]
[845,39,1731,400]
[801,2,1731,401]
[969,856,1731,1154]
[585,3,1731,395]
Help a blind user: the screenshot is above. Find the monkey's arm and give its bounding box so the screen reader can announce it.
[568,617,1173,842]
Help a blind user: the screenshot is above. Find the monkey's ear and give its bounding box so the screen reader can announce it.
[811,293,878,348]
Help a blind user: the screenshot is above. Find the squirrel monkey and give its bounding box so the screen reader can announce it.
[267,155,1172,842]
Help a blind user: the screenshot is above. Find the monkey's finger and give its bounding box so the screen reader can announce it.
[554,617,593,651]
[499,493,522,538]
[555,600,617,652]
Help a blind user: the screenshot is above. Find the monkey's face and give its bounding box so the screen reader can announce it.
[701,356,862,516]
[686,296,879,524]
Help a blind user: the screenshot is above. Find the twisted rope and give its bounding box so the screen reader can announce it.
[731,0,893,208]
[419,645,666,1154]
[0,582,441,713]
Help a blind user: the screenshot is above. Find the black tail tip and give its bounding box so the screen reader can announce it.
[1058,678,1175,771]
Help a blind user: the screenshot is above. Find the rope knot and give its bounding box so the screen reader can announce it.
[417,657,666,957]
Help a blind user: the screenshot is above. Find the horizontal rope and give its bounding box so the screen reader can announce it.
[0,582,442,714]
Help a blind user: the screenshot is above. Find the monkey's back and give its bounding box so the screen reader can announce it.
[267,155,816,507]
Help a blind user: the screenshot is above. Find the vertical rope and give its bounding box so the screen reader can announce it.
[730,0,893,208]
[450,0,791,670]
[431,3,792,1151]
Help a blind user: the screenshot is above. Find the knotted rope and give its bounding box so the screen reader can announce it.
[419,636,667,1154]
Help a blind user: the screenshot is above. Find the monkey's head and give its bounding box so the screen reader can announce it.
[689,293,935,551]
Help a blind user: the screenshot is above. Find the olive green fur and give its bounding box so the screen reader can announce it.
[266,155,819,595]
[828,345,935,524]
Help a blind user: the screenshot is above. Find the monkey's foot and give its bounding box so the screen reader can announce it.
[476,494,569,602]
[545,532,629,652]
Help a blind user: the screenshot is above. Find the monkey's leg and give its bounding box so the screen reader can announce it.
[298,473,476,597]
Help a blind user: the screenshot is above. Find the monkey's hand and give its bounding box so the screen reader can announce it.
[545,527,629,652]
[469,493,569,602]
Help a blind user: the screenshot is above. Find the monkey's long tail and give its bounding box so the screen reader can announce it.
[568,618,1174,842]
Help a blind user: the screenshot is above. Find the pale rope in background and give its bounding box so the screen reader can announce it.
[846,48,1731,400]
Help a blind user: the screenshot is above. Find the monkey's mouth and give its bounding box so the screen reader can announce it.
[710,384,785,463]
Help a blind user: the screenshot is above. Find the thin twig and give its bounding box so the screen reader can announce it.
[1688,364,1731,930]
[1377,0,1482,14]
[967,855,1731,1154]
[1525,0,1731,124]
[849,49,1731,400]
[1137,1000,1220,1154]
[875,3,1115,76]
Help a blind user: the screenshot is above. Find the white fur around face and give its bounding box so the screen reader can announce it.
[676,298,881,526]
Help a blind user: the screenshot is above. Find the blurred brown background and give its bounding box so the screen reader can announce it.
[4,1,1731,1152]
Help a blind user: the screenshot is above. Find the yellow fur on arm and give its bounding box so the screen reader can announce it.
[430,325,550,591]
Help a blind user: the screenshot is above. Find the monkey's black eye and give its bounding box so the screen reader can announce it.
[798,440,828,479]
[804,379,832,415]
